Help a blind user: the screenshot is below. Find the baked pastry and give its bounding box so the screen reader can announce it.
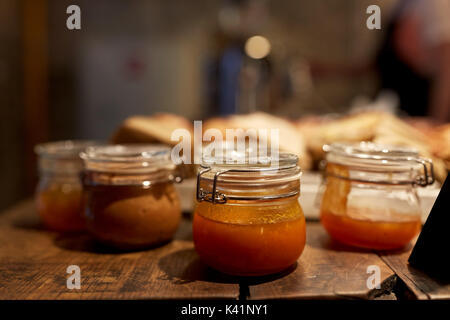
[297,111,448,182]
[297,111,383,167]
[112,113,195,177]
[204,112,312,169]
[112,113,193,145]
[428,124,450,171]
[372,114,447,182]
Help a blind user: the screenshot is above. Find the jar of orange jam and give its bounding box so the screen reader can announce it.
[35,140,97,232]
[193,153,306,276]
[81,145,182,250]
[319,142,434,250]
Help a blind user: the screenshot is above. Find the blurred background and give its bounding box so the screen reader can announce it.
[1,0,450,210]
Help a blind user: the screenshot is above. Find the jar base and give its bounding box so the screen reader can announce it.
[321,210,421,250]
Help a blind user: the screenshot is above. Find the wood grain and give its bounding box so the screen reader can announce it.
[0,201,240,299]
[247,224,396,300]
[380,250,450,300]
[3,200,449,300]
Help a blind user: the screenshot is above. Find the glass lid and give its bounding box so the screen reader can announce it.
[324,142,419,162]
[323,142,434,186]
[81,144,176,174]
[197,149,302,204]
[35,140,98,160]
[35,140,99,174]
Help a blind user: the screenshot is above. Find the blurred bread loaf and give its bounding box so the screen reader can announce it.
[111,111,449,183]
[296,111,384,166]
[424,124,450,171]
[112,113,193,145]
[407,121,450,169]
[372,113,447,182]
[297,111,448,182]
[204,112,312,170]
[112,113,195,178]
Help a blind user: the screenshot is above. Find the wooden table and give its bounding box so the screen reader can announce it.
[0,201,449,300]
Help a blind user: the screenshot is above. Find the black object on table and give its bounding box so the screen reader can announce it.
[409,174,450,279]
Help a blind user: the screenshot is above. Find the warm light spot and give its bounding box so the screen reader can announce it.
[143,181,151,188]
[245,35,271,59]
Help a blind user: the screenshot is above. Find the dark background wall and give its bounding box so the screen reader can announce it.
[0,0,399,211]
[0,0,25,211]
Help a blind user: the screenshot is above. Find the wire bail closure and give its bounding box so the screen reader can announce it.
[414,157,435,186]
[196,164,300,204]
[196,167,227,204]
[322,153,435,187]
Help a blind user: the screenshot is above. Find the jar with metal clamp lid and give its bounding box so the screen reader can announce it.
[35,140,97,232]
[319,142,435,250]
[193,152,306,276]
[81,145,182,250]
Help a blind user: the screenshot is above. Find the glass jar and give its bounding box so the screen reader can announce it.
[35,140,96,232]
[193,152,306,276]
[80,145,182,250]
[319,142,435,250]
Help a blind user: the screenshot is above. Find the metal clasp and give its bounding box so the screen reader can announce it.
[196,167,228,204]
[321,155,435,187]
[414,157,435,186]
[196,164,300,204]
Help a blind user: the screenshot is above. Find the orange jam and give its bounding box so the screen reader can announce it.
[321,209,421,250]
[35,184,85,232]
[319,161,422,250]
[193,198,306,276]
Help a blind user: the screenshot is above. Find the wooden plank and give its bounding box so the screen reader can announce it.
[380,250,450,300]
[247,224,396,300]
[0,201,240,299]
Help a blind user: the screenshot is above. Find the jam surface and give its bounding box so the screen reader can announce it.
[193,198,306,276]
[321,209,421,250]
[36,184,85,232]
[84,181,181,250]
